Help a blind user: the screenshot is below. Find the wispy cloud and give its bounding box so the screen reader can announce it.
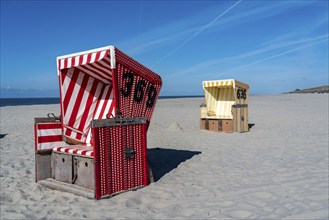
[121,0,315,57]
[151,0,242,67]
[168,34,328,79]
[209,37,328,79]
[139,1,144,25]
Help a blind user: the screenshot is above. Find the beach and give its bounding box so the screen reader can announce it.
[0,94,328,219]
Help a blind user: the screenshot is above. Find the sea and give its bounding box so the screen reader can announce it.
[0,96,203,107]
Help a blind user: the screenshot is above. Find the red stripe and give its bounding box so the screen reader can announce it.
[66,73,90,137]
[95,51,101,62]
[77,64,111,82]
[76,79,100,140]
[37,123,62,130]
[63,68,80,115]
[102,86,114,119]
[95,86,107,119]
[107,99,115,118]
[71,56,75,67]
[87,53,92,64]
[54,147,63,151]
[81,151,87,156]
[101,56,111,66]
[98,86,112,119]
[60,68,68,86]
[105,88,114,118]
[95,59,112,76]
[53,147,94,156]
[80,53,110,81]
[38,135,62,143]
[79,55,84,66]
[88,62,112,80]
[98,57,113,78]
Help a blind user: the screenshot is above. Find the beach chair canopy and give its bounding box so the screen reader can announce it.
[202,79,249,119]
[57,46,162,145]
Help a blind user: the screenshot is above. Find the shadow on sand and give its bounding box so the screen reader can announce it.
[148,148,201,182]
[0,134,7,139]
[248,123,255,129]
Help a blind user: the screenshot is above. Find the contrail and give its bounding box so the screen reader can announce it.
[139,1,144,25]
[211,38,328,79]
[151,0,242,67]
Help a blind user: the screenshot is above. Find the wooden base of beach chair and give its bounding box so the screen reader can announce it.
[200,119,233,133]
[51,152,73,184]
[200,119,208,130]
[51,151,95,190]
[35,149,52,182]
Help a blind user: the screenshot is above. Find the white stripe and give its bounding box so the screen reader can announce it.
[77,150,84,155]
[91,59,113,78]
[94,85,109,119]
[102,100,112,119]
[67,57,72,68]
[64,71,84,126]
[83,82,103,143]
[73,76,94,133]
[74,56,80,67]
[101,87,113,119]
[60,59,65,69]
[85,83,107,144]
[220,88,227,116]
[80,60,112,80]
[99,50,107,60]
[77,66,111,84]
[61,68,74,101]
[38,128,62,137]
[85,129,92,145]
[79,64,111,81]
[91,53,97,63]
[82,54,88,65]
[94,99,104,119]
[224,89,232,118]
[68,149,75,154]
[85,151,92,156]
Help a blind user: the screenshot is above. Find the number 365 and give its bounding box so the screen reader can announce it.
[120,72,157,108]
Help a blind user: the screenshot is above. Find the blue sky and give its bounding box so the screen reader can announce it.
[1,0,328,98]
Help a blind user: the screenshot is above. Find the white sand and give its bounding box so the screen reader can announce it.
[0,94,328,219]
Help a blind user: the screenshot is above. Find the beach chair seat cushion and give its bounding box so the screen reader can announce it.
[52,145,94,158]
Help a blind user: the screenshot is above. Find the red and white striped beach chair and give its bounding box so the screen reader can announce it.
[34,46,161,199]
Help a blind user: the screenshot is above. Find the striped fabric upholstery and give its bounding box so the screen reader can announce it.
[57,46,162,145]
[35,122,67,151]
[57,49,116,145]
[203,80,236,119]
[53,145,94,158]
